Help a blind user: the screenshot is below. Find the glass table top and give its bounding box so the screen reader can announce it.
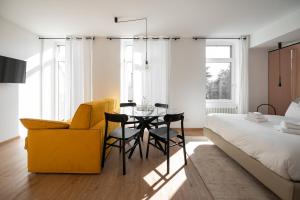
[119,106,183,118]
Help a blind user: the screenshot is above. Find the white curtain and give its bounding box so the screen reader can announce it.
[237,36,249,114]
[132,39,170,105]
[65,37,93,115]
[41,39,56,119]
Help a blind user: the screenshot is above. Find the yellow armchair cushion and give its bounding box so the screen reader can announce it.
[70,104,92,129]
[86,98,119,128]
[20,118,69,129]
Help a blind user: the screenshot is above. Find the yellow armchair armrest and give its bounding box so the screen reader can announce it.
[20,118,69,130]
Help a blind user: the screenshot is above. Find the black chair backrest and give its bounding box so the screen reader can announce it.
[256,104,276,115]
[120,102,137,107]
[164,113,184,123]
[155,103,168,109]
[105,112,128,124]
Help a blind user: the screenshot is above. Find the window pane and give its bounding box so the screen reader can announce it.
[206,46,231,58]
[206,63,231,100]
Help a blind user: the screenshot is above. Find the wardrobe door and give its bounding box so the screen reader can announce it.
[291,43,300,99]
[268,48,292,115]
[279,46,293,115]
[268,51,280,114]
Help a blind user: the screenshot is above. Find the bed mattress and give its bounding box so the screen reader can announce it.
[205,114,300,181]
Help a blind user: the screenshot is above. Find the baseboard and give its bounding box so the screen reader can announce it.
[0,136,20,146]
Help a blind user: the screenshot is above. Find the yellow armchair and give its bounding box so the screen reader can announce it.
[21,98,119,174]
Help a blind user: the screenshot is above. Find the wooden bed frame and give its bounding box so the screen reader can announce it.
[204,128,300,200]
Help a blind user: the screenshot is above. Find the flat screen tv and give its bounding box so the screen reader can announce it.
[0,55,26,83]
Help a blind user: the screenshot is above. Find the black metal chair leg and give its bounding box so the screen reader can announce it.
[166,140,170,174]
[101,139,106,168]
[122,139,126,175]
[181,120,187,165]
[146,134,151,159]
[182,137,187,165]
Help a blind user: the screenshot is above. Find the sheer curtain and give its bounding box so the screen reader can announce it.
[41,39,56,119]
[237,36,249,113]
[132,39,170,105]
[65,37,93,116]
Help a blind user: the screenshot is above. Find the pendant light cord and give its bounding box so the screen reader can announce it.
[278,42,282,87]
[145,18,148,65]
[114,17,148,65]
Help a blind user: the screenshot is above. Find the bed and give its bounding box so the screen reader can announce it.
[204,114,300,200]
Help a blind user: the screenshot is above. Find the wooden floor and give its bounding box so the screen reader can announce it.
[0,129,211,200]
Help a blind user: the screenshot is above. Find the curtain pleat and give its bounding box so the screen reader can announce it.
[237,36,249,114]
[131,40,170,105]
[65,37,93,116]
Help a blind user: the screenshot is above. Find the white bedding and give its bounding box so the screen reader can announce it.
[205,114,300,181]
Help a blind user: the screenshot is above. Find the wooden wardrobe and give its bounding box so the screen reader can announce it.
[268,43,300,115]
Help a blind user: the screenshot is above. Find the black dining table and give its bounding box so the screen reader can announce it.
[119,105,182,158]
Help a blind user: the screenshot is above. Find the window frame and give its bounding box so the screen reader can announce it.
[120,40,134,103]
[205,40,237,105]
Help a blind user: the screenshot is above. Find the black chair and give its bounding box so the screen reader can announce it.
[120,102,140,128]
[101,112,143,175]
[146,113,187,174]
[256,104,277,115]
[150,103,169,128]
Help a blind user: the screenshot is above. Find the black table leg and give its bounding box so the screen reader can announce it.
[128,116,157,158]
[128,128,144,159]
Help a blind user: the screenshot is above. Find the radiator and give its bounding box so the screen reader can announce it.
[206,106,238,114]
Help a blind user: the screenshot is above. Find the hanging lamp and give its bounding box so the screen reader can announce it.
[114,17,148,65]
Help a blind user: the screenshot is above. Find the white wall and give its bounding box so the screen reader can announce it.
[248,48,269,112]
[0,17,39,142]
[169,39,206,128]
[92,37,121,101]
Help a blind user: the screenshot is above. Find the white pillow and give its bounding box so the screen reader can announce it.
[285,102,300,121]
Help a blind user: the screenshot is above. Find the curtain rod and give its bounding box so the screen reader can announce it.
[38,36,245,40]
[38,37,95,40]
[107,36,246,40]
[193,37,246,40]
[107,37,180,40]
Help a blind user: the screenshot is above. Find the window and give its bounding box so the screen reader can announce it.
[121,41,134,103]
[121,40,169,105]
[206,45,233,101]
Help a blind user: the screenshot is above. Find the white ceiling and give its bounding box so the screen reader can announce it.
[0,0,300,38]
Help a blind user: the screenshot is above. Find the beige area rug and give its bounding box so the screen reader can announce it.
[185,136,279,200]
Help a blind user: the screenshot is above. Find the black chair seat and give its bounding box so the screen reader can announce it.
[110,127,140,139]
[149,127,178,140]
